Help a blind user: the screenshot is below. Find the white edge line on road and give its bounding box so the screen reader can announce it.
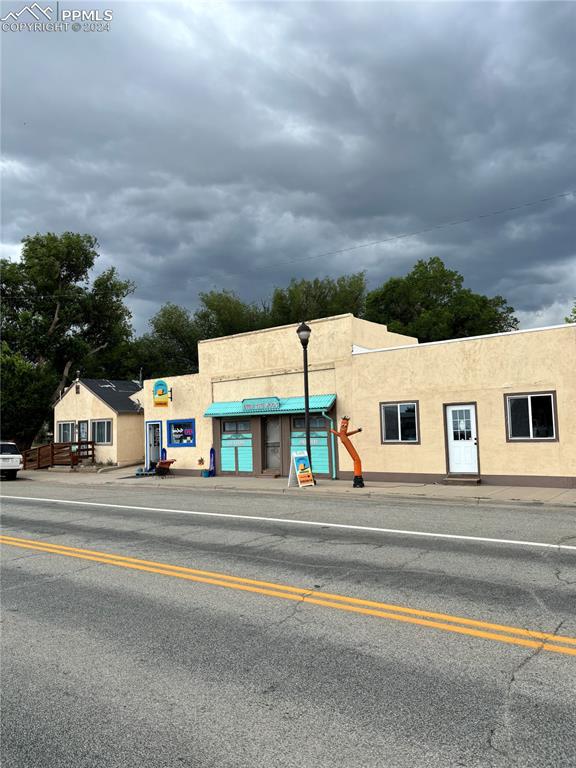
[1,495,575,552]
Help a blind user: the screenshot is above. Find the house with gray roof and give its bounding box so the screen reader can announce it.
[53,376,144,466]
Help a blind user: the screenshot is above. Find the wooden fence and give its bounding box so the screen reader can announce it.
[23,441,95,470]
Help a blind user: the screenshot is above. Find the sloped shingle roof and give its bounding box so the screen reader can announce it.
[81,379,142,413]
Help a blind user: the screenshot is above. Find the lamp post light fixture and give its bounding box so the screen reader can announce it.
[296,321,312,471]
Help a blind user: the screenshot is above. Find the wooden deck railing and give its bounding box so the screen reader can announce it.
[23,441,96,470]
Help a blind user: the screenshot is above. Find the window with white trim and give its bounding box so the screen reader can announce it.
[57,422,75,443]
[91,419,112,444]
[381,402,419,442]
[506,393,556,440]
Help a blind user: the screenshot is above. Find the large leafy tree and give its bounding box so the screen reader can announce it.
[133,294,270,378]
[134,303,201,379]
[0,343,57,449]
[135,275,368,377]
[269,273,366,325]
[193,290,269,338]
[364,257,518,342]
[0,232,134,448]
[566,300,576,323]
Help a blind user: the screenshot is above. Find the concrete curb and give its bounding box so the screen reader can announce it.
[104,477,576,510]
[97,464,136,474]
[12,471,576,510]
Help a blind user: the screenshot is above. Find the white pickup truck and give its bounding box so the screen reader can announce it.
[0,441,24,480]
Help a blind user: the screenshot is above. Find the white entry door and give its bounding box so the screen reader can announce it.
[146,422,161,469]
[446,404,478,474]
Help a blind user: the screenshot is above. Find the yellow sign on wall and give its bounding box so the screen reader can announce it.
[153,379,170,407]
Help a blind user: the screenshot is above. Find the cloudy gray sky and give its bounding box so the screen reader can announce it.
[2,0,575,333]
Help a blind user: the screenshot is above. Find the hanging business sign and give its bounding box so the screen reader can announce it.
[153,379,170,407]
[242,397,281,412]
[287,451,315,488]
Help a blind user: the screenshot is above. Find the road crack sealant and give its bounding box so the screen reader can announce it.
[266,590,314,630]
[488,619,566,766]
[533,533,576,591]
[553,567,576,586]
[552,536,576,586]
[265,570,349,631]
[1,561,103,592]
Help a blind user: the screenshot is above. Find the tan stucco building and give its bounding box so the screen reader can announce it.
[141,315,575,488]
[53,378,144,466]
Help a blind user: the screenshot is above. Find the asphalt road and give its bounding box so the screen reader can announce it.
[1,480,575,767]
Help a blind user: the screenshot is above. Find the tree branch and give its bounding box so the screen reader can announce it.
[86,342,108,357]
[52,359,73,402]
[47,300,61,336]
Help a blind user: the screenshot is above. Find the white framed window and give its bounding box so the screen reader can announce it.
[506,393,556,440]
[57,422,75,443]
[380,402,419,443]
[91,419,112,445]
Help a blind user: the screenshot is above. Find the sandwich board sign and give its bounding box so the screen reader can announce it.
[287,451,315,488]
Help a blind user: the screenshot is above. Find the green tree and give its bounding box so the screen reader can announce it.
[0,232,134,447]
[134,303,201,378]
[133,275,368,377]
[193,290,270,338]
[566,300,576,323]
[364,257,518,342]
[0,343,58,450]
[130,294,268,379]
[269,273,366,325]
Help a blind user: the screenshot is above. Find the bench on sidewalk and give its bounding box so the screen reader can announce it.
[155,459,176,477]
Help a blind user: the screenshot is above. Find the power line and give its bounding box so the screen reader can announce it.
[1,188,574,295]
[260,189,575,269]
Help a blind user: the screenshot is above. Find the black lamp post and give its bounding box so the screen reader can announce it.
[296,321,312,470]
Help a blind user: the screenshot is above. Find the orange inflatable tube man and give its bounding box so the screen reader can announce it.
[330,416,364,488]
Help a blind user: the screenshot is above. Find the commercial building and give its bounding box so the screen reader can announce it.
[141,315,575,487]
[53,378,144,466]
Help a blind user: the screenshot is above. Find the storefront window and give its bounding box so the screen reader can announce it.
[168,419,196,446]
[292,416,327,429]
[223,420,251,433]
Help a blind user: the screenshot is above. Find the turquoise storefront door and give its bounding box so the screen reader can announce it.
[290,430,330,475]
[220,420,253,473]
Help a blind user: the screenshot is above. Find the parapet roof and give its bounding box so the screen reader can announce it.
[352,323,573,356]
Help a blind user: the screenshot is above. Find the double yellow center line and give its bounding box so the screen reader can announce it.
[2,534,575,656]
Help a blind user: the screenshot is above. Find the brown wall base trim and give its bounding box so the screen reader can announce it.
[339,471,444,484]
[171,469,203,477]
[339,471,575,489]
[480,475,576,489]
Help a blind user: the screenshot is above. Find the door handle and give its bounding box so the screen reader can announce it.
[474,438,478,445]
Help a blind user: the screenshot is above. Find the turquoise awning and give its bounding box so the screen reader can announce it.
[204,394,336,418]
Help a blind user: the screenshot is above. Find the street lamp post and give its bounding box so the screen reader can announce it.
[296,321,312,471]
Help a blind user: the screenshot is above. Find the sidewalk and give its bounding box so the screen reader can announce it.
[14,467,576,508]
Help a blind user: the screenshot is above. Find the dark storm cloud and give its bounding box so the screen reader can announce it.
[2,1,575,332]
